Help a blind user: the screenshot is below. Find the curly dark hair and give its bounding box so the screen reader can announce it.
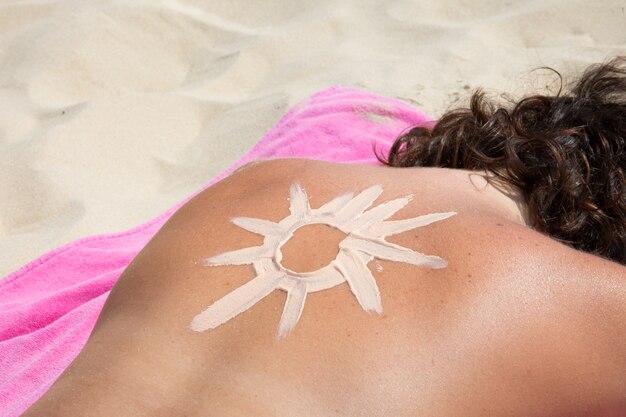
[377,57,626,264]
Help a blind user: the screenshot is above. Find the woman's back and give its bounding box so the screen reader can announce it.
[23,158,626,417]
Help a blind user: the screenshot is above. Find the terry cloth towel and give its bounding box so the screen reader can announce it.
[0,86,432,416]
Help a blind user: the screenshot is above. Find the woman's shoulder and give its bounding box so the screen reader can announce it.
[183,157,625,282]
[170,156,625,323]
[111,157,625,416]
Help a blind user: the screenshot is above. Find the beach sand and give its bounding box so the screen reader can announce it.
[1,0,624,277]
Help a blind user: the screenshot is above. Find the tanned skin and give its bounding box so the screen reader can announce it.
[22,158,626,417]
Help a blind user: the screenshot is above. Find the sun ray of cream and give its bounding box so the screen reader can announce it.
[334,185,383,225]
[335,249,382,313]
[366,212,457,237]
[289,182,311,219]
[350,196,412,232]
[204,244,273,266]
[189,272,284,332]
[191,182,456,337]
[278,281,308,338]
[231,217,284,236]
[340,236,448,268]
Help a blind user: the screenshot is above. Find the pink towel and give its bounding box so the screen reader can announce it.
[0,86,432,416]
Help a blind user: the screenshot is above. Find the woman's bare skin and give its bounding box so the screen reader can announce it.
[22,158,626,417]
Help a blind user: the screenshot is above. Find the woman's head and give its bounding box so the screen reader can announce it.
[378,57,625,264]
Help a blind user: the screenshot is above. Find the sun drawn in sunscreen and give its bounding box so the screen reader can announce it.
[190,183,455,337]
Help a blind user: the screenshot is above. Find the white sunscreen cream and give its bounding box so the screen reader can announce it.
[190,183,456,337]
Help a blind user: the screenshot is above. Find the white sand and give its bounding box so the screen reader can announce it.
[1,0,624,277]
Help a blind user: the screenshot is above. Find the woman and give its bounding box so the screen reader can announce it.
[22,58,625,416]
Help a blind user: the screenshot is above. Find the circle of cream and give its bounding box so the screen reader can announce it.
[273,221,347,277]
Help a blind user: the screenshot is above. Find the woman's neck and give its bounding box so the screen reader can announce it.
[462,169,531,227]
